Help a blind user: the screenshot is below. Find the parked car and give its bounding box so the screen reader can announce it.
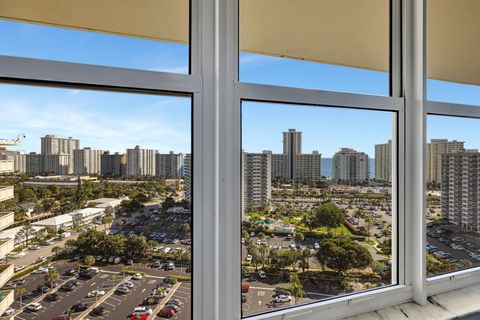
[241,283,250,293]
[44,293,60,302]
[158,306,176,318]
[87,289,105,298]
[26,303,42,312]
[70,303,90,313]
[14,265,25,272]
[257,270,267,280]
[273,294,292,303]
[116,286,130,294]
[132,306,153,315]
[2,307,14,316]
[90,306,106,316]
[132,273,143,280]
[60,282,77,292]
[35,284,50,293]
[65,269,78,276]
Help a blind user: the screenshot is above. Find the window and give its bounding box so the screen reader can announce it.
[0,84,192,319]
[241,101,397,317]
[0,0,189,73]
[239,0,390,95]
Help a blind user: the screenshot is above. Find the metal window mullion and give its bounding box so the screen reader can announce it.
[0,55,201,94]
[236,82,403,111]
[403,0,427,305]
[427,101,480,119]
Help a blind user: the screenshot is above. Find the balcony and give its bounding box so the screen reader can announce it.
[0,289,14,317]
[0,186,13,203]
[0,213,13,232]
[0,161,13,174]
[0,239,14,261]
[0,265,13,289]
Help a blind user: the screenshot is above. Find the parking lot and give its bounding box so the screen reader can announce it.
[8,262,191,320]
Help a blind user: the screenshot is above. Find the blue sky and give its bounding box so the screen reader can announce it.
[1,19,479,157]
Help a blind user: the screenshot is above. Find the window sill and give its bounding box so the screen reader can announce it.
[342,283,480,320]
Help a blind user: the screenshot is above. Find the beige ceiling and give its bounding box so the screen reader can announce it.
[0,0,479,86]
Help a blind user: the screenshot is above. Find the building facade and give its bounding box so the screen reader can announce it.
[332,148,369,183]
[44,154,69,175]
[73,148,103,175]
[156,151,184,178]
[427,139,465,184]
[184,153,192,205]
[101,151,127,177]
[242,151,272,212]
[375,140,392,182]
[26,152,43,174]
[126,146,157,176]
[41,135,80,174]
[441,150,480,233]
[0,150,26,173]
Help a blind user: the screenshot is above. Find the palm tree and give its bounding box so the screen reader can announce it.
[353,209,364,228]
[365,215,373,241]
[44,269,59,288]
[17,287,27,308]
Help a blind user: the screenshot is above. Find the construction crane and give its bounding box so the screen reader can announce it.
[0,134,26,150]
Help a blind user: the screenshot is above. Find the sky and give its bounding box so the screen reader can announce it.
[1,19,480,157]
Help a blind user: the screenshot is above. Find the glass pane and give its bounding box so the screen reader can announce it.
[427,115,480,278]
[239,0,390,95]
[0,0,189,73]
[241,102,396,317]
[427,0,480,105]
[0,84,192,319]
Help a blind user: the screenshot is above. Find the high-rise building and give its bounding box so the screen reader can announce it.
[283,129,302,179]
[73,148,103,175]
[441,150,480,233]
[269,129,321,181]
[101,151,127,177]
[332,148,369,183]
[242,151,272,212]
[41,135,79,174]
[156,152,184,178]
[0,150,26,173]
[184,153,192,205]
[375,140,392,182]
[427,139,464,184]
[126,146,157,176]
[26,152,43,174]
[44,154,69,175]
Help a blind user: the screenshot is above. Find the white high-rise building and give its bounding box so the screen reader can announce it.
[0,150,26,173]
[184,153,192,205]
[242,151,272,212]
[427,139,465,184]
[375,140,392,182]
[156,151,184,178]
[126,146,157,176]
[332,148,369,183]
[41,135,79,174]
[441,150,480,233]
[74,148,103,175]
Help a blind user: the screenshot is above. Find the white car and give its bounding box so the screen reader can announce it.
[257,270,267,279]
[14,265,25,272]
[314,243,320,249]
[2,307,14,316]
[132,306,153,315]
[122,281,134,288]
[87,290,105,298]
[26,303,42,312]
[246,255,252,262]
[132,273,143,280]
[273,295,292,303]
[32,267,48,274]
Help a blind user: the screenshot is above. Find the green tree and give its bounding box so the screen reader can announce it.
[288,273,304,302]
[18,223,35,247]
[17,287,27,308]
[316,237,372,280]
[101,214,113,231]
[125,235,148,258]
[51,246,62,257]
[294,232,304,243]
[44,269,59,288]
[84,255,96,266]
[315,203,345,232]
[353,209,364,228]
[72,212,84,231]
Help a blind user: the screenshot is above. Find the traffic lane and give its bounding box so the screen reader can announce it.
[427,236,477,263]
[169,282,191,320]
[104,263,191,278]
[96,275,161,318]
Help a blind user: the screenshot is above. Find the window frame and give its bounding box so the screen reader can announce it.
[2,0,477,318]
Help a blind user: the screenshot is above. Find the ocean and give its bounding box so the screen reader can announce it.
[321,158,375,179]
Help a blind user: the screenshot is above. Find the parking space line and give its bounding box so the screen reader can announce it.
[147,282,182,320]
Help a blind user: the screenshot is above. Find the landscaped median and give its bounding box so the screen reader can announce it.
[74,274,133,320]
[147,281,181,320]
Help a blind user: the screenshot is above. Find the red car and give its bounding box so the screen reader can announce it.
[158,306,177,318]
[129,315,149,320]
